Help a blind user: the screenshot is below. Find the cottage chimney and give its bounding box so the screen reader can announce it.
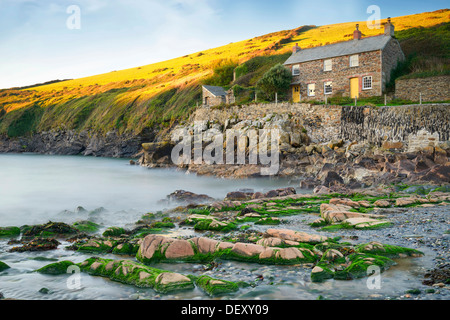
[384,17,395,37]
[353,24,362,40]
[292,43,301,53]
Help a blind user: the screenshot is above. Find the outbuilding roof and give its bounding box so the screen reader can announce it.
[202,85,228,97]
[284,35,392,65]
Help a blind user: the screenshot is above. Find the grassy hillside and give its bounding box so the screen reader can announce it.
[0,9,448,137]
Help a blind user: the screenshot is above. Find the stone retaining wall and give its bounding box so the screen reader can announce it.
[193,103,342,143]
[395,75,450,102]
[341,104,450,150]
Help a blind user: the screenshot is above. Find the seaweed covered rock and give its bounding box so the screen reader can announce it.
[112,242,140,255]
[320,217,392,231]
[21,222,79,240]
[75,239,117,253]
[72,221,100,234]
[36,261,75,275]
[320,203,382,223]
[9,238,60,252]
[355,242,424,258]
[163,190,215,206]
[0,227,20,238]
[334,253,395,280]
[193,275,242,296]
[79,258,195,293]
[0,261,10,272]
[194,219,237,232]
[183,214,237,233]
[137,234,319,265]
[265,229,328,244]
[310,242,423,283]
[102,227,128,237]
[423,264,450,286]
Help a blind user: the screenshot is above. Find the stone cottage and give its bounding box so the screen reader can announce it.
[284,18,405,102]
[202,85,235,107]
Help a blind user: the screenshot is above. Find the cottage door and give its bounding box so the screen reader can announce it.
[292,85,301,103]
[350,78,359,99]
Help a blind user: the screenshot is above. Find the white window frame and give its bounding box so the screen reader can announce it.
[307,83,316,97]
[324,81,333,95]
[362,76,373,90]
[324,59,332,72]
[350,54,359,67]
[292,64,300,76]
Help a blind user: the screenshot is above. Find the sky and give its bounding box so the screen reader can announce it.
[0,0,448,89]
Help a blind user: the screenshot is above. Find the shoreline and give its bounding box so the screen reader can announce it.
[1,179,449,301]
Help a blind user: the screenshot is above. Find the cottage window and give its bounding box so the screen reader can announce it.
[362,76,372,90]
[324,81,333,95]
[324,59,332,71]
[292,64,300,76]
[350,55,359,67]
[307,83,316,97]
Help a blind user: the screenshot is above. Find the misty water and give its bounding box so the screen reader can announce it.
[0,154,436,300]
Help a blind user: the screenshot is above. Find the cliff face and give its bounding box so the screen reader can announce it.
[139,102,450,185]
[0,129,151,158]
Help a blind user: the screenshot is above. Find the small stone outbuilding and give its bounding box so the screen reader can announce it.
[202,85,235,107]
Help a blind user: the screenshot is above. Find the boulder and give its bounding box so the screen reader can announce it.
[265,229,328,243]
[9,238,60,252]
[138,235,174,261]
[0,261,11,272]
[413,163,450,184]
[191,237,219,254]
[225,191,252,201]
[256,237,283,247]
[313,185,332,195]
[322,171,344,187]
[320,203,382,223]
[276,247,304,260]
[263,187,296,199]
[164,190,214,205]
[329,198,360,208]
[164,240,195,260]
[231,243,265,258]
[0,227,20,238]
[343,217,391,229]
[155,272,192,287]
[374,200,391,208]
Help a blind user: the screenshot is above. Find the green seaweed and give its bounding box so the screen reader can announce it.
[194,219,237,232]
[0,261,11,272]
[355,242,424,258]
[0,226,20,238]
[36,261,75,275]
[102,227,127,237]
[112,242,139,255]
[72,221,100,234]
[193,275,240,296]
[78,258,195,293]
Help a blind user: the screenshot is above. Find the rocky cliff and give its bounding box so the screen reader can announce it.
[139,103,450,186]
[0,129,151,158]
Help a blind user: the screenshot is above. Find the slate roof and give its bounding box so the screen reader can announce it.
[284,35,392,65]
[202,85,228,97]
